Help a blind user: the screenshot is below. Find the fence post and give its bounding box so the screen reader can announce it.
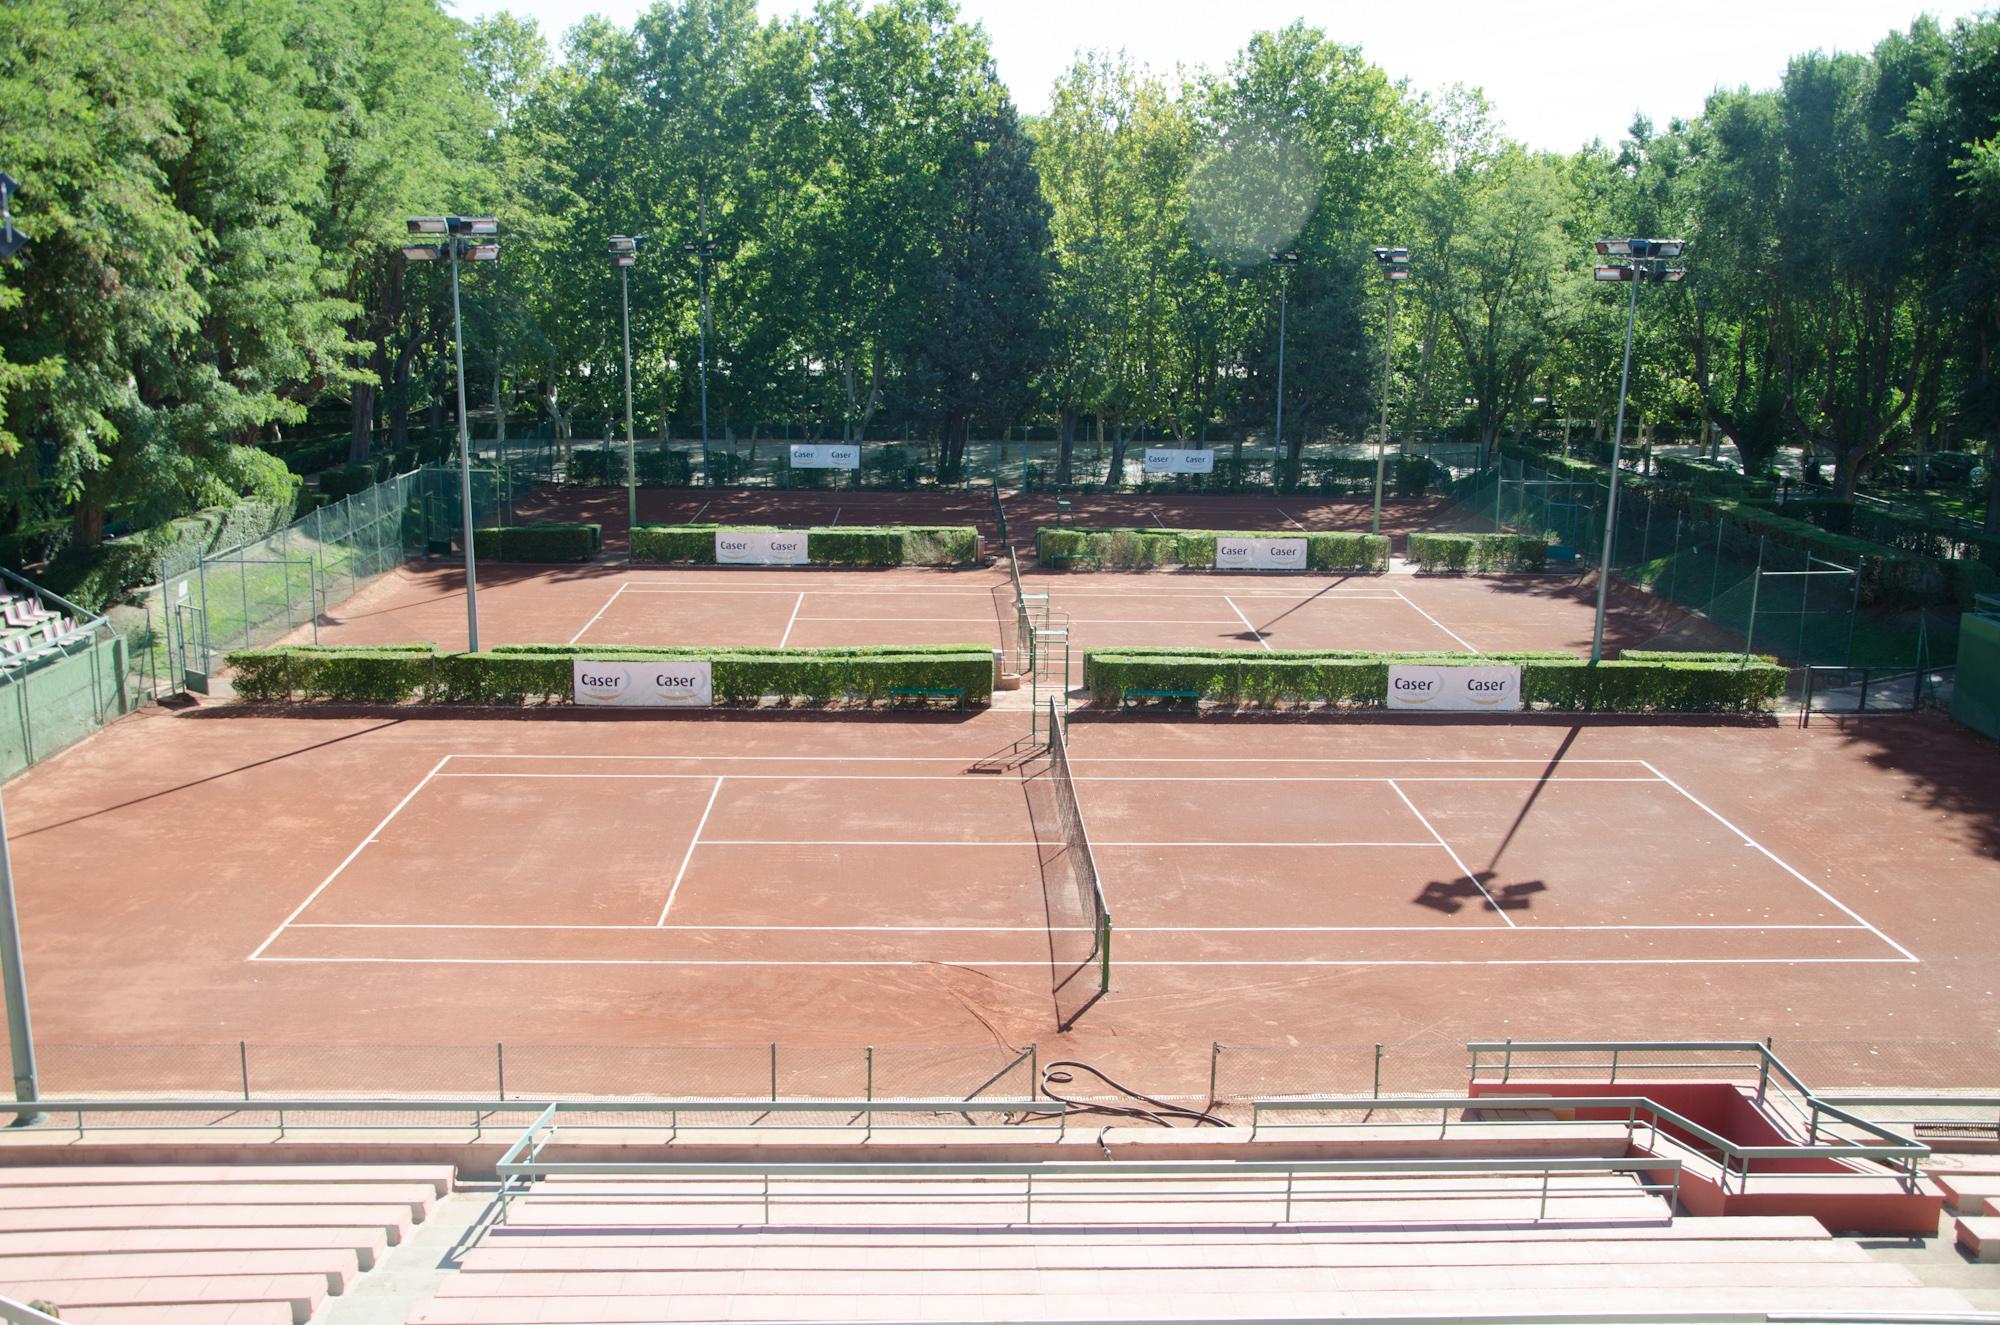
[496,1042,506,1100]
[1743,538,1766,662]
[239,554,250,652]
[1373,1044,1383,1099]
[239,1041,250,1100]
[1208,1042,1221,1105]
[865,1045,873,1103]
[769,1043,777,1102]
[1028,1042,1038,1100]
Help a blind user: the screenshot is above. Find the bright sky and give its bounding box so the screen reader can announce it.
[449,0,1991,151]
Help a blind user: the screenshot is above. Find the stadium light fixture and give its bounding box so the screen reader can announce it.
[1370,245,1412,534]
[1587,237,1687,663]
[0,170,37,1126]
[1268,250,1302,483]
[608,236,646,534]
[405,214,501,653]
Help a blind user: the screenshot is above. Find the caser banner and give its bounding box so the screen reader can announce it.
[572,659,713,708]
[788,443,860,470]
[1214,536,1308,571]
[1143,447,1215,475]
[716,530,809,565]
[1385,664,1523,712]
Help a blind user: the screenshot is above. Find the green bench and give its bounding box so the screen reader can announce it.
[1122,688,1201,712]
[889,686,967,711]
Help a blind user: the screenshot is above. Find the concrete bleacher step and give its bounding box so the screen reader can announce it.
[0,1204,416,1244]
[405,1284,1979,1323]
[1927,1171,2000,1214]
[0,1248,358,1294]
[0,1273,325,1325]
[54,1305,298,1325]
[0,1165,455,1197]
[462,1233,1876,1275]
[1957,1215,2000,1262]
[0,1227,390,1270]
[0,1180,438,1222]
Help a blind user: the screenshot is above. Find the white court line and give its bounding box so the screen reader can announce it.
[690,499,711,522]
[285,921,1871,934]
[1278,508,1306,530]
[445,754,1653,763]
[567,582,628,644]
[1389,778,1513,928]
[1224,596,1272,651]
[655,776,724,926]
[830,506,842,526]
[247,756,451,961]
[426,772,1659,786]
[695,838,1437,847]
[1394,587,1481,654]
[251,955,1922,968]
[1639,759,1917,962]
[778,591,806,645]
[798,616,999,622]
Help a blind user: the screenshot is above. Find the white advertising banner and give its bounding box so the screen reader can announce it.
[788,443,860,470]
[1214,536,1308,571]
[572,659,714,708]
[1385,664,1523,712]
[1143,447,1216,475]
[715,529,810,565]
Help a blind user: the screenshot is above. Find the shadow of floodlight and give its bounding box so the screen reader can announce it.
[1415,871,1548,916]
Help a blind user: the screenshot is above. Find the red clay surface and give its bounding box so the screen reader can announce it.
[292,560,1696,661]
[4,699,1995,1096]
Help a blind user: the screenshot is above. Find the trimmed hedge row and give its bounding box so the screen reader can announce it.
[628,524,981,567]
[228,643,994,707]
[1084,647,1785,714]
[1405,532,1550,573]
[1676,496,1936,605]
[1034,526,1390,572]
[1784,496,2000,570]
[471,523,603,562]
[568,448,695,487]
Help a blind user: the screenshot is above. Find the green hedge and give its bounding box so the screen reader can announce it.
[1405,532,1550,573]
[1682,496,1937,606]
[471,524,602,562]
[568,447,695,487]
[1084,647,1785,714]
[228,642,994,707]
[1784,497,2000,570]
[1034,526,1389,571]
[1655,454,1775,498]
[629,524,981,567]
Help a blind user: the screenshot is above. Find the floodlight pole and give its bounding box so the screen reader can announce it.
[1274,265,1289,486]
[0,170,38,1125]
[1590,267,1641,665]
[620,261,636,535]
[447,239,480,654]
[1373,282,1395,534]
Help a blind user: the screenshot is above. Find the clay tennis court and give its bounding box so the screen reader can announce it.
[3,701,1992,1093]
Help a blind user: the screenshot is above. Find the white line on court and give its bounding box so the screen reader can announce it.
[1278,508,1306,531]
[567,582,628,644]
[830,506,842,526]
[690,499,711,522]
[1388,778,1513,927]
[251,954,1919,968]
[656,776,724,926]
[1393,587,1481,653]
[778,591,806,645]
[284,921,1872,934]
[427,771,1662,786]
[1638,759,1918,962]
[442,754,1655,763]
[248,755,451,961]
[1224,596,1272,651]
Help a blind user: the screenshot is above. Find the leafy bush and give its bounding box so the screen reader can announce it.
[229,642,993,707]
[1655,454,1774,498]
[630,523,979,566]
[1406,532,1550,573]
[568,447,695,487]
[317,462,380,500]
[1084,647,1784,713]
[471,524,602,562]
[1395,458,1439,496]
[1684,496,1937,605]
[1035,526,1387,571]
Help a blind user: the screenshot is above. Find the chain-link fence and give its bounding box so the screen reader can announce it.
[13,1040,1038,1106]
[0,567,135,779]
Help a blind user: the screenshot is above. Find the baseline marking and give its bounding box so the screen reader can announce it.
[1224,596,1272,651]
[284,921,1870,934]
[655,776,724,926]
[568,582,628,644]
[248,756,451,961]
[251,955,1921,968]
[1393,587,1481,654]
[1639,759,1917,963]
[1388,778,1513,927]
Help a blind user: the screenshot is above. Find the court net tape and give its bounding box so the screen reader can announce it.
[1045,698,1111,1027]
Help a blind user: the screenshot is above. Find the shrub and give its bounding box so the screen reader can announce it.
[1083,647,1784,714]
[568,447,695,487]
[806,528,902,566]
[471,524,602,562]
[318,462,380,500]
[1395,458,1438,496]
[1686,497,1937,606]
[1406,532,1550,573]
[631,524,724,563]
[1035,526,1387,571]
[228,642,994,707]
[630,524,979,567]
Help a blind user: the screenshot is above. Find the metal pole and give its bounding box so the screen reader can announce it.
[1372,282,1396,535]
[1273,269,1288,489]
[621,263,636,543]
[1744,536,1766,662]
[0,786,42,1124]
[1590,270,1642,663]
[698,249,711,477]
[450,242,481,653]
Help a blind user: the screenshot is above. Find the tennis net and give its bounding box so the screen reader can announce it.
[1043,697,1110,1028]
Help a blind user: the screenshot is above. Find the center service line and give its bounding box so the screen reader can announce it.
[656,776,725,926]
[778,591,806,646]
[1388,778,1514,927]
[1224,596,1273,651]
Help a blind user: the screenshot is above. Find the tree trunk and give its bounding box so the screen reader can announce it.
[1984,459,1999,535]
[1056,406,1077,488]
[348,381,376,465]
[71,500,105,548]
